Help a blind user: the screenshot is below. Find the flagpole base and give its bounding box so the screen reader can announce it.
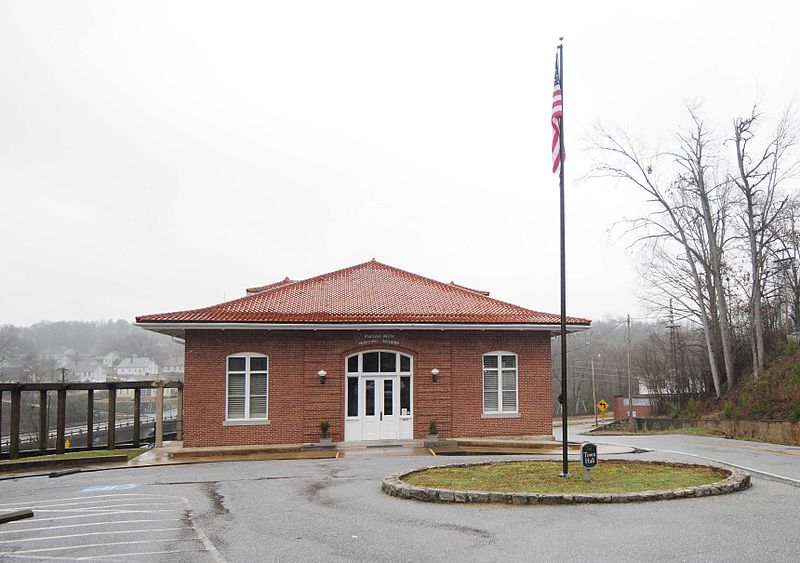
[559,473,571,479]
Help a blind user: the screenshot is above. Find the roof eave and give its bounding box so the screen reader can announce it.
[135,321,591,339]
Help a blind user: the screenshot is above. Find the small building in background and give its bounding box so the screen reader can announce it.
[69,358,106,383]
[114,357,159,379]
[613,395,654,420]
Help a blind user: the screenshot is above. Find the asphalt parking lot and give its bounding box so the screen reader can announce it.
[1,430,799,562]
[0,487,220,561]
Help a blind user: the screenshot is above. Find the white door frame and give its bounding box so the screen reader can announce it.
[344,350,413,441]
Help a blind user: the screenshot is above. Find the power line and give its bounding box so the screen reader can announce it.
[562,320,626,355]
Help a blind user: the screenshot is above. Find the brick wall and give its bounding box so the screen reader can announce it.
[183,329,552,447]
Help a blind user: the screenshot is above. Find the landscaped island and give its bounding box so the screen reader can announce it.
[383,460,750,504]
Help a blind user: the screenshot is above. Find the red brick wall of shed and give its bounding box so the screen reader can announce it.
[182,329,552,447]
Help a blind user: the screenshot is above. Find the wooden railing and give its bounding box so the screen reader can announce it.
[0,381,183,459]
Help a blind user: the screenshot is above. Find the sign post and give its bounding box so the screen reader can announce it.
[581,442,597,482]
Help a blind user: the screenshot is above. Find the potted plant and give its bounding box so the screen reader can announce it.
[319,419,332,445]
[426,419,438,442]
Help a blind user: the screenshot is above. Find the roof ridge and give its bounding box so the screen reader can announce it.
[246,276,300,295]
[448,281,490,296]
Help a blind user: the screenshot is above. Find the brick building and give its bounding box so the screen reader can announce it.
[136,260,590,447]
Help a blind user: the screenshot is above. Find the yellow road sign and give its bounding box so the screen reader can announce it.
[64,438,71,449]
[596,399,609,412]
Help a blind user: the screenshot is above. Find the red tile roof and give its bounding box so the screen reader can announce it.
[136,260,591,326]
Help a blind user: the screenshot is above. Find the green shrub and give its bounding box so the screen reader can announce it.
[789,407,800,422]
[319,419,330,439]
[428,420,438,435]
[721,401,733,420]
[686,398,704,418]
[785,337,799,355]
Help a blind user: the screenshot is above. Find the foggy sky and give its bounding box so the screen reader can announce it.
[1,1,798,326]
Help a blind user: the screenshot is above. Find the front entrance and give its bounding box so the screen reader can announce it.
[344,351,413,441]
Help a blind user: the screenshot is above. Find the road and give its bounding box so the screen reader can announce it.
[0,426,798,562]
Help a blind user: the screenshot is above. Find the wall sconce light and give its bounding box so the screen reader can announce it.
[431,368,439,383]
[318,370,327,384]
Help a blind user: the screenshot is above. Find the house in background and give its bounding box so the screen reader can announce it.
[69,358,106,383]
[136,260,591,447]
[114,357,159,379]
[103,351,122,368]
[160,356,185,381]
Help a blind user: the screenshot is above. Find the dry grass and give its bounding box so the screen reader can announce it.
[404,460,726,494]
[0,448,147,465]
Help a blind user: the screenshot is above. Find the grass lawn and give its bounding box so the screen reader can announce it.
[0,448,148,466]
[404,460,727,494]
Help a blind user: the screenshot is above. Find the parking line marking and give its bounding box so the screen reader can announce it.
[0,537,201,556]
[0,492,224,562]
[3,549,208,561]
[1,511,171,524]
[1,499,171,510]
[33,509,176,514]
[0,493,168,510]
[180,496,226,563]
[0,518,176,535]
[13,503,177,513]
[0,527,183,544]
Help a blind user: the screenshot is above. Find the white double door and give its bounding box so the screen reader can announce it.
[361,375,399,441]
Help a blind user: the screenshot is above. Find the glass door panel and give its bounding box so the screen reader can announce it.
[362,378,380,440]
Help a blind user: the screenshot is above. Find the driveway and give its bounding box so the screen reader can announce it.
[0,428,798,562]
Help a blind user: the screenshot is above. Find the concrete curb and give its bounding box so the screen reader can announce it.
[381,460,751,505]
[0,455,129,474]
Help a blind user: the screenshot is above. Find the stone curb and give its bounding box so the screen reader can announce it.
[381,460,751,505]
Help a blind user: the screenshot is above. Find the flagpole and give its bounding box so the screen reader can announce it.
[557,37,570,478]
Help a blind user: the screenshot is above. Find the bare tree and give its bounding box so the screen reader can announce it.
[776,199,800,333]
[587,106,736,396]
[731,106,798,375]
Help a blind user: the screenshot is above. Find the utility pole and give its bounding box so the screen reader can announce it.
[667,299,679,392]
[627,314,633,432]
[59,367,69,385]
[591,354,598,427]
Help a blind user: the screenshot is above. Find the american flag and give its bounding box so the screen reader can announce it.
[551,53,563,175]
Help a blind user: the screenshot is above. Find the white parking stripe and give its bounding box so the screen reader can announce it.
[0,492,223,562]
[0,493,164,509]
[33,508,175,514]
[179,496,226,563]
[0,537,200,556]
[31,502,177,510]
[3,549,207,561]
[1,510,173,523]
[0,518,176,535]
[0,499,172,510]
[0,493,174,510]
[0,527,183,544]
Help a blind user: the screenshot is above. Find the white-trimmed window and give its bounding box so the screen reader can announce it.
[226,353,268,420]
[483,352,518,413]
